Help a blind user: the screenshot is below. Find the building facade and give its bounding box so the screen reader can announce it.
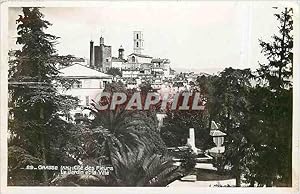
[58,63,112,117]
[90,37,112,72]
[111,45,127,69]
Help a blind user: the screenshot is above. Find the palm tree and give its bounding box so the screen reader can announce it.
[51,82,179,186]
[110,147,183,186]
[86,82,166,159]
[51,147,183,186]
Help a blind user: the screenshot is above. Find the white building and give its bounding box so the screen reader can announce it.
[127,53,153,64]
[111,57,125,69]
[122,69,141,78]
[58,63,113,117]
[151,58,171,78]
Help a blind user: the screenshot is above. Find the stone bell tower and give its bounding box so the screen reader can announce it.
[118,45,124,59]
[133,31,143,54]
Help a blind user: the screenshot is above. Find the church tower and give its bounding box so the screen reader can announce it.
[89,40,94,68]
[118,45,124,59]
[133,31,143,54]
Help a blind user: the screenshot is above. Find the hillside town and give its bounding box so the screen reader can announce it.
[58,31,210,111]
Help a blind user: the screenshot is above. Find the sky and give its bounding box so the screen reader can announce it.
[8,1,293,74]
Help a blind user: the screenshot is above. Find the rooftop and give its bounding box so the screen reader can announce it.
[128,53,153,58]
[209,130,227,137]
[59,63,112,79]
[151,58,170,63]
[112,57,127,62]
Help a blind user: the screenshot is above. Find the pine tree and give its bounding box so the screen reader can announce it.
[8,7,78,185]
[257,8,293,90]
[246,8,293,186]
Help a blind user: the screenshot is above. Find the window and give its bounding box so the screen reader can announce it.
[136,34,139,39]
[136,42,139,47]
[85,96,90,106]
[132,56,135,63]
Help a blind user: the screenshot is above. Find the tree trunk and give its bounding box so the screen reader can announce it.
[40,106,48,183]
[235,173,241,187]
[208,116,212,130]
[41,135,48,183]
[234,164,241,187]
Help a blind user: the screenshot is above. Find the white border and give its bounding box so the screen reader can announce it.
[0,1,299,194]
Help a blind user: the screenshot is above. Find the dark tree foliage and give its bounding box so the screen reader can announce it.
[8,7,78,185]
[210,68,253,187]
[244,8,293,187]
[139,82,154,94]
[160,88,212,150]
[244,86,292,186]
[161,109,212,150]
[179,147,197,175]
[106,67,122,77]
[196,75,220,129]
[257,8,293,90]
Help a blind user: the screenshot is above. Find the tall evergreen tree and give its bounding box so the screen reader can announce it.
[211,68,253,187]
[8,7,78,185]
[245,7,293,187]
[244,86,292,186]
[257,8,293,90]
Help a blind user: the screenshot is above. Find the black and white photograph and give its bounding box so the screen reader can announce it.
[0,0,299,192]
